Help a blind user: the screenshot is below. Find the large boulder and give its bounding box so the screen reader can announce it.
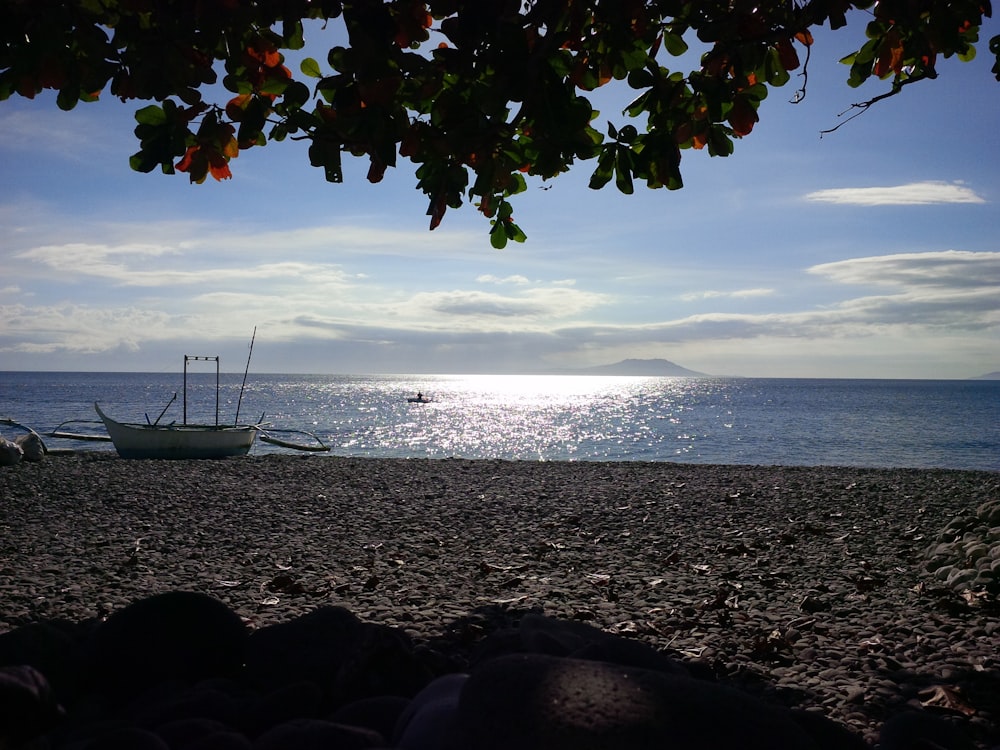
[15,431,46,461]
[245,606,433,710]
[0,665,64,747]
[455,653,828,750]
[0,435,23,466]
[84,591,249,695]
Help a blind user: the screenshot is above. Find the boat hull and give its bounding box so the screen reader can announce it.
[95,403,256,460]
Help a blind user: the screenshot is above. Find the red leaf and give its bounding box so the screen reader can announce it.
[777,39,800,71]
[367,156,387,183]
[175,145,199,173]
[728,98,758,137]
[874,29,904,77]
[226,94,251,121]
[427,193,448,230]
[208,158,233,181]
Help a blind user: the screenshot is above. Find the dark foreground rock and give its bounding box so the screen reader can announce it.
[0,594,989,749]
[1,455,999,748]
[0,595,873,749]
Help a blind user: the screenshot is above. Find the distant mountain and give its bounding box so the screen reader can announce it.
[971,371,1000,380]
[576,358,708,377]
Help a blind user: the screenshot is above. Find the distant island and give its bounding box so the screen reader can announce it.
[971,371,1000,380]
[573,358,708,377]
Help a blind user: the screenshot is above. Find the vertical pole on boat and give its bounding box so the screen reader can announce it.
[214,355,220,427]
[235,326,256,425]
[183,355,190,425]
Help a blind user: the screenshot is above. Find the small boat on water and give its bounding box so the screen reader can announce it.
[407,392,434,403]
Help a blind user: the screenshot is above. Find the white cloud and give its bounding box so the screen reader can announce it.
[476,274,531,285]
[405,286,609,327]
[680,288,774,301]
[804,181,986,206]
[16,242,354,288]
[808,250,1000,289]
[0,303,175,354]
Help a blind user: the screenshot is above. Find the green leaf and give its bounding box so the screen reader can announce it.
[134,104,166,125]
[270,122,289,142]
[765,49,791,86]
[300,57,323,78]
[284,19,305,50]
[281,81,311,109]
[614,147,634,194]
[506,221,527,243]
[309,139,343,182]
[663,32,689,57]
[742,83,769,103]
[260,77,289,96]
[327,46,353,73]
[223,74,254,95]
[624,90,651,118]
[588,147,616,189]
[490,221,508,249]
[627,69,653,89]
[707,126,733,157]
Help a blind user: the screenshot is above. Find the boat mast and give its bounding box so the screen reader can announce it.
[235,326,256,425]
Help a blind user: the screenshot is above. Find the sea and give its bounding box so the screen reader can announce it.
[1,372,998,471]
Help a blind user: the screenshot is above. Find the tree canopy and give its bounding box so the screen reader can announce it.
[2,0,996,247]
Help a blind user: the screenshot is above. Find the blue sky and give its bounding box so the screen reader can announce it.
[1,17,998,378]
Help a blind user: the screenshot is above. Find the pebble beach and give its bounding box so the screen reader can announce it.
[2,454,999,748]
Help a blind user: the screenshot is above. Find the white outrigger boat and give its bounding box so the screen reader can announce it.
[51,330,329,459]
[93,345,261,460]
[94,402,258,460]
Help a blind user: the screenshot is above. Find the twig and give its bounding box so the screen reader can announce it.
[820,72,930,136]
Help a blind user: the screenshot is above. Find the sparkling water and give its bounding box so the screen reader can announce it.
[1,372,997,470]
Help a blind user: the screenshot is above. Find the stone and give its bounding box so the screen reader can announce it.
[393,673,467,749]
[185,730,254,750]
[84,591,248,695]
[878,710,975,750]
[244,680,324,737]
[0,436,23,466]
[0,619,85,703]
[0,664,64,747]
[246,606,432,710]
[15,431,46,461]
[456,653,824,750]
[517,613,690,677]
[79,726,171,750]
[252,718,385,750]
[331,694,411,743]
[244,606,365,695]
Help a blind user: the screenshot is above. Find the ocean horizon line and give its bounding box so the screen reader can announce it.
[2,370,998,382]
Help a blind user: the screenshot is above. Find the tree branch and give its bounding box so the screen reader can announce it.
[790,41,811,103]
[820,72,930,136]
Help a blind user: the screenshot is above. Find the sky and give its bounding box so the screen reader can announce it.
[1,16,999,379]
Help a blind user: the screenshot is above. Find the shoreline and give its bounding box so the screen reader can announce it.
[2,454,998,746]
